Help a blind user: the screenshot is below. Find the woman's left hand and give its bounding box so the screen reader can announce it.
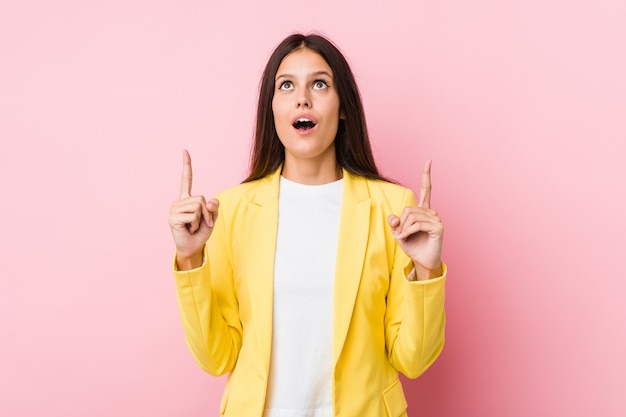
[387,160,444,281]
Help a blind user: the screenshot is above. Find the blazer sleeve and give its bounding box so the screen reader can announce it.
[173,197,242,376]
[384,187,447,379]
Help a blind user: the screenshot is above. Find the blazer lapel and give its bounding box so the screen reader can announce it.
[241,169,372,372]
[333,171,371,366]
[244,170,280,372]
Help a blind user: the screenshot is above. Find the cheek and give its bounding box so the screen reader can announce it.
[271,101,290,141]
[329,95,341,120]
[272,99,289,122]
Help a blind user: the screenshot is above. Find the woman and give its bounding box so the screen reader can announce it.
[169,33,446,417]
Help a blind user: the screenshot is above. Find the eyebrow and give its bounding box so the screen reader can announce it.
[275,70,333,81]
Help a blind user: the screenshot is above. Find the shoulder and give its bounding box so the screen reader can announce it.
[217,177,264,200]
[215,172,279,208]
[366,178,411,197]
[350,175,416,205]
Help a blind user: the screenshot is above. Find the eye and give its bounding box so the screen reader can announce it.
[279,81,293,90]
[312,80,328,90]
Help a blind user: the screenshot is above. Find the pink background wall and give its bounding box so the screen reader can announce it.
[1,0,624,416]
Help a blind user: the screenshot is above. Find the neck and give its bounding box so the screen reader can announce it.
[281,156,342,185]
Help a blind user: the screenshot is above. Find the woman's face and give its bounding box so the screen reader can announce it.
[272,48,341,170]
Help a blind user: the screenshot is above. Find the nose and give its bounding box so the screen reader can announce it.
[296,90,311,108]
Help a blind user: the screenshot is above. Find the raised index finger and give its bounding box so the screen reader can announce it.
[418,159,432,208]
[179,149,193,198]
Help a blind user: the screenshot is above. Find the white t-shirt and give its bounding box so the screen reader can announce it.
[263,176,343,417]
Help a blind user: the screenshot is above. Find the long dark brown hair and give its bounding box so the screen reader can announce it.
[243,33,389,183]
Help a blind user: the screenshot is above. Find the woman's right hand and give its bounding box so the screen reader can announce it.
[168,150,219,270]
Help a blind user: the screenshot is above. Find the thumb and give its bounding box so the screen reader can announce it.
[387,214,400,234]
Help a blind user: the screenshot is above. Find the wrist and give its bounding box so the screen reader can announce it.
[412,261,443,281]
[175,249,204,271]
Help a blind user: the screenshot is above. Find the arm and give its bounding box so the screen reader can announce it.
[384,244,446,378]
[173,206,242,376]
[169,150,242,375]
[385,178,447,378]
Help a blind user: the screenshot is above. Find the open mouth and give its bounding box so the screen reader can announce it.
[292,118,317,131]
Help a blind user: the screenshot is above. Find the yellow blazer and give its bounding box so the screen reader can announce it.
[174,168,446,417]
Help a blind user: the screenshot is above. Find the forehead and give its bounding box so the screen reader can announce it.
[276,48,333,78]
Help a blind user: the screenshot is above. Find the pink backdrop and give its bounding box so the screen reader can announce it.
[1,1,625,416]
